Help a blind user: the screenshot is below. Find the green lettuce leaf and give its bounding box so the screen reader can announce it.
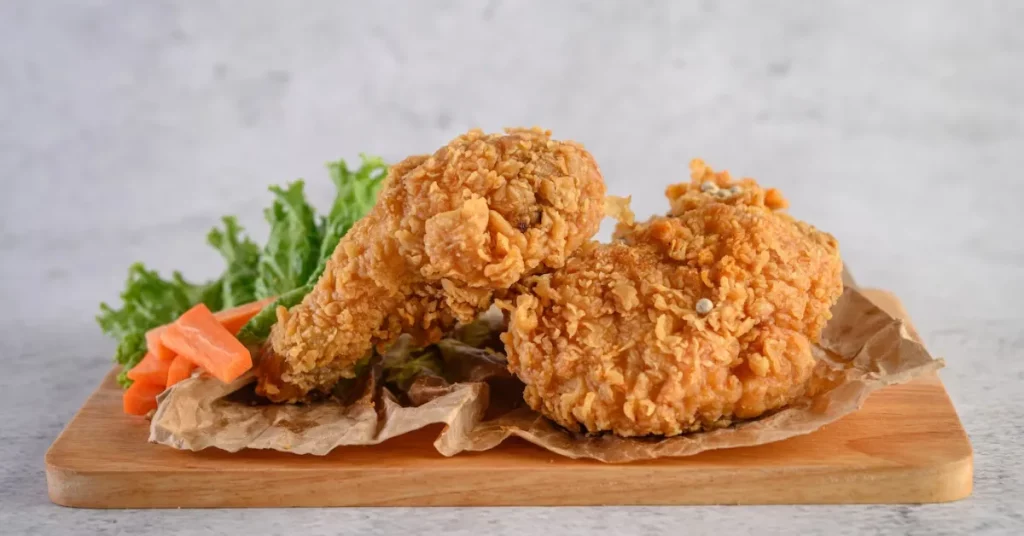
[254,181,321,299]
[379,335,445,391]
[235,283,311,346]
[384,350,444,391]
[97,263,213,339]
[306,155,388,285]
[239,156,387,342]
[97,263,219,386]
[100,154,388,388]
[206,216,260,308]
[113,333,148,387]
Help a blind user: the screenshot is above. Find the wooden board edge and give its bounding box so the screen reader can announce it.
[852,289,973,504]
[43,448,974,508]
[45,375,113,508]
[45,463,83,508]
[43,376,975,508]
[45,288,974,507]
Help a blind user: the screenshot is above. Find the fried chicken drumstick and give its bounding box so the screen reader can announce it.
[257,128,607,401]
[503,160,843,436]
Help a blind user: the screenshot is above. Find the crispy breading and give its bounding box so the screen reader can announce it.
[257,128,606,401]
[503,174,842,436]
[667,158,789,214]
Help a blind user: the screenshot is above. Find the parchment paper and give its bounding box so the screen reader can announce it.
[150,283,943,462]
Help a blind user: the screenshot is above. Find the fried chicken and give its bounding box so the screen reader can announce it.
[665,158,789,215]
[257,128,607,402]
[503,164,842,436]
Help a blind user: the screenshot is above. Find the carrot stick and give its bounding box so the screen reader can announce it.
[145,297,273,362]
[146,326,176,361]
[123,381,164,416]
[166,354,198,387]
[126,352,171,387]
[216,297,275,335]
[160,303,253,384]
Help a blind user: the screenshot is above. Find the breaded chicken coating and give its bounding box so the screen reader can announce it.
[665,158,789,214]
[503,169,842,436]
[257,128,606,401]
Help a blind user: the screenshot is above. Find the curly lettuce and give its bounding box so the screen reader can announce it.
[207,216,261,308]
[238,155,388,342]
[254,181,321,299]
[308,155,388,284]
[97,155,387,387]
[97,263,220,386]
[235,284,309,347]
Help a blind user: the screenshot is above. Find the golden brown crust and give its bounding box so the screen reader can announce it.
[257,128,607,401]
[504,172,843,436]
[667,158,789,214]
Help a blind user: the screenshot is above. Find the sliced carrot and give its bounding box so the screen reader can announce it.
[126,352,172,387]
[146,326,176,361]
[144,297,273,361]
[160,303,253,384]
[123,381,164,416]
[216,297,275,335]
[166,354,198,387]
[127,298,269,388]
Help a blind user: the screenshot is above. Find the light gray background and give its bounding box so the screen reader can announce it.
[2,1,1021,534]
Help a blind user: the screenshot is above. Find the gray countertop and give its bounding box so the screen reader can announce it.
[2,1,1022,534]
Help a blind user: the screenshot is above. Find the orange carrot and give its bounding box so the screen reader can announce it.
[216,297,275,335]
[123,381,164,416]
[146,326,176,361]
[126,352,172,387]
[160,303,253,384]
[145,298,273,362]
[166,354,198,387]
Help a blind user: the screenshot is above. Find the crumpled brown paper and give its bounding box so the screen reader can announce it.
[150,279,944,462]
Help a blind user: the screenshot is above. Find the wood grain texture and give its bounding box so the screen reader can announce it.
[45,289,973,508]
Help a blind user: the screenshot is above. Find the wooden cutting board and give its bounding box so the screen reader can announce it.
[45,289,973,507]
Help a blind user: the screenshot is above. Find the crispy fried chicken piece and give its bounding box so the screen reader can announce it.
[257,128,607,401]
[503,172,842,436]
[666,158,789,214]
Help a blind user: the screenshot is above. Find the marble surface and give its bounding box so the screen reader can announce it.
[2,1,1022,534]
